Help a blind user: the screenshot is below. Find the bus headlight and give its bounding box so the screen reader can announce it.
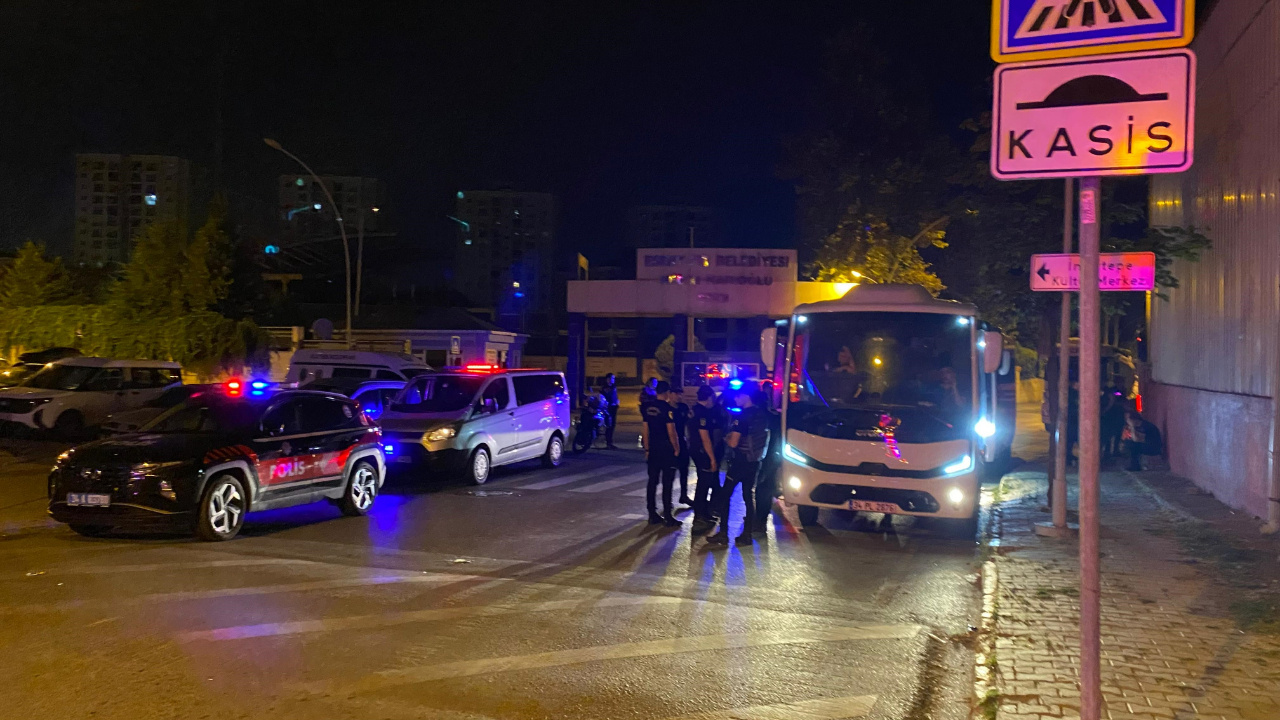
[787,476,802,491]
[974,418,996,439]
[943,455,973,476]
[782,443,810,466]
[947,487,965,505]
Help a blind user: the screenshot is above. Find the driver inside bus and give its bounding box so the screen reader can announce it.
[822,345,864,402]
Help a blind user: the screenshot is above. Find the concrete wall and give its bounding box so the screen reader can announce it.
[1146,381,1272,518]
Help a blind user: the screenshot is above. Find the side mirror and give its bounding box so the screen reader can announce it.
[982,331,1004,374]
[760,327,778,371]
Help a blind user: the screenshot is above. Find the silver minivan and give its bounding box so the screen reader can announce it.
[377,368,571,484]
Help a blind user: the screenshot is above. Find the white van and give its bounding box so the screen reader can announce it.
[286,349,431,385]
[0,357,182,435]
[378,367,571,484]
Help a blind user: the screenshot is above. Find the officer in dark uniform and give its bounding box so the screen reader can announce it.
[641,381,681,526]
[600,373,620,449]
[754,382,784,530]
[671,388,694,507]
[707,389,770,545]
[688,385,725,533]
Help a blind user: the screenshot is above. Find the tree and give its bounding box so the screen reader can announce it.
[111,205,232,319]
[654,334,707,382]
[808,209,948,294]
[0,241,77,307]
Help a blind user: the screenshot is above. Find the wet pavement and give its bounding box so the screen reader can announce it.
[0,439,985,719]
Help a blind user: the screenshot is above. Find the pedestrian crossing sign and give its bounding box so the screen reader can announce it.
[992,0,1193,62]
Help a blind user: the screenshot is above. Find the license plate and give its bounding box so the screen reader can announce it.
[66,493,111,507]
[848,500,898,514]
[395,454,413,464]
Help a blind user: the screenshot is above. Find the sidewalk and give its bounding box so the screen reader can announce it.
[981,467,1280,720]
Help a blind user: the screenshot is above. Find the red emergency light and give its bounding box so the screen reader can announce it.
[464,364,500,373]
[225,378,243,396]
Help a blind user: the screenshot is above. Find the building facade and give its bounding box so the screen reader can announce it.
[1147,0,1280,521]
[73,154,190,265]
[452,190,557,334]
[277,175,384,239]
[625,205,726,250]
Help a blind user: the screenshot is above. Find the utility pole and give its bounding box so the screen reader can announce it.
[1039,179,1077,539]
[1078,176,1103,720]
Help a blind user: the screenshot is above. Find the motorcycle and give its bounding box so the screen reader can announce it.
[572,396,609,454]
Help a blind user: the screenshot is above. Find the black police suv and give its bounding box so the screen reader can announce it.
[48,384,385,541]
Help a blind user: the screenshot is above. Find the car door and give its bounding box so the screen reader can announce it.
[121,367,170,408]
[78,368,127,424]
[293,395,365,493]
[510,374,561,459]
[253,398,311,502]
[476,377,520,464]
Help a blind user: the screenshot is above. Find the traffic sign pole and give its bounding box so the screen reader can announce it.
[1054,179,1072,530]
[1078,176,1103,720]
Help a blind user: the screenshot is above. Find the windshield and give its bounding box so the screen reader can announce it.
[391,375,484,413]
[788,311,974,442]
[141,398,259,434]
[23,364,99,391]
[145,385,197,408]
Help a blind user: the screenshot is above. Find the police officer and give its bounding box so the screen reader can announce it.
[600,373,620,449]
[671,387,695,507]
[707,389,770,545]
[688,385,724,534]
[641,381,681,527]
[754,382,783,530]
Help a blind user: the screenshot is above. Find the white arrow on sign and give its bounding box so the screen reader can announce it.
[1031,252,1156,291]
[991,49,1195,180]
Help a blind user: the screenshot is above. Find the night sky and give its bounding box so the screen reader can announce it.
[0,1,991,263]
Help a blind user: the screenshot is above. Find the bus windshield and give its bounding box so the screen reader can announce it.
[789,311,974,442]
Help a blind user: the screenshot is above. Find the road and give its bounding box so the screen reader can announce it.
[0,436,989,720]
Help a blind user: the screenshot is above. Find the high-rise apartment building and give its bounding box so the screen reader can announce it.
[453,190,557,333]
[73,154,190,265]
[277,175,384,239]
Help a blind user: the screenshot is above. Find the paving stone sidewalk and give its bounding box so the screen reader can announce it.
[985,469,1280,720]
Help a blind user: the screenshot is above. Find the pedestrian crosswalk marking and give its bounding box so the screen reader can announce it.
[295,624,920,695]
[569,471,647,493]
[1015,0,1165,39]
[662,694,877,720]
[515,464,631,490]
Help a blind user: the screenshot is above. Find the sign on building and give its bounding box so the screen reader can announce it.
[991,49,1195,180]
[1030,251,1156,291]
[636,249,797,286]
[991,0,1194,63]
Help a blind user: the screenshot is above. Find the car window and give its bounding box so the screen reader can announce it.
[481,378,511,410]
[354,388,384,420]
[22,364,97,391]
[82,368,124,392]
[512,374,566,406]
[400,368,430,379]
[330,367,372,379]
[375,369,403,380]
[145,405,220,433]
[297,396,360,432]
[260,400,303,437]
[126,367,173,389]
[391,375,485,413]
[144,385,194,408]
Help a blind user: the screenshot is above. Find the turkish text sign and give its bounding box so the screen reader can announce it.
[1030,252,1156,291]
[992,0,1194,63]
[992,49,1195,180]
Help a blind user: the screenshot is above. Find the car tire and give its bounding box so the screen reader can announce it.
[54,410,85,440]
[338,459,379,517]
[69,524,109,538]
[797,505,820,527]
[195,474,247,542]
[466,446,491,485]
[542,434,564,468]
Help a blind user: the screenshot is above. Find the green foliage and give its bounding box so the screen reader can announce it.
[653,334,707,381]
[809,210,948,295]
[110,209,231,318]
[0,241,77,307]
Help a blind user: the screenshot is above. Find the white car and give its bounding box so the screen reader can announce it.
[286,349,431,385]
[378,367,571,484]
[0,358,182,435]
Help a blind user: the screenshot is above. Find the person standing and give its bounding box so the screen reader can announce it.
[639,377,659,407]
[641,381,681,526]
[671,388,694,507]
[688,385,724,533]
[753,385,783,531]
[707,389,769,546]
[600,373,620,450]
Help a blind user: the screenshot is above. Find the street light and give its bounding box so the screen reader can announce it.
[264,137,353,347]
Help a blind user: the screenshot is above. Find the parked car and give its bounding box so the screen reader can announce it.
[297,377,405,421]
[0,358,182,436]
[379,366,570,484]
[101,384,211,435]
[0,347,82,389]
[48,383,385,541]
[286,349,431,385]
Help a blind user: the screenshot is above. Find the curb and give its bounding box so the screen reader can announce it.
[973,486,1004,718]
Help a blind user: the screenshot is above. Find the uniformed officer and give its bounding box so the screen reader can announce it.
[600,373,620,449]
[688,385,725,533]
[707,389,770,545]
[671,387,694,507]
[754,382,783,530]
[641,381,681,526]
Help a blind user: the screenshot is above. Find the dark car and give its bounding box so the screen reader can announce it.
[0,347,82,389]
[48,385,385,541]
[301,377,405,421]
[100,384,211,435]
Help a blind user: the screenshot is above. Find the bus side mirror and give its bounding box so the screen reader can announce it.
[982,331,1003,374]
[760,327,778,371]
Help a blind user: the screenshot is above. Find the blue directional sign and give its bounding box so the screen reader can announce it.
[992,0,1193,63]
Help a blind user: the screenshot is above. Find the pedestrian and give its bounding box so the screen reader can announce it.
[707,389,770,546]
[639,376,659,407]
[1066,379,1080,467]
[671,387,695,507]
[754,382,783,531]
[600,373,620,450]
[688,385,725,534]
[1121,409,1162,471]
[1100,381,1125,458]
[641,380,681,526]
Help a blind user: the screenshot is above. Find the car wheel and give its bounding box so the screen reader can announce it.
[339,459,379,517]
[54,411,85,439]
[69,524,109,538]
[797,505,820,527]
[542,434,564,468]
[195,474,247,541]
[466,446,491,485]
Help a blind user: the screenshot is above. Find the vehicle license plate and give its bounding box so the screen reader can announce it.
[848,500,897,514]
[66,493,111,507]
[395,453,413,464]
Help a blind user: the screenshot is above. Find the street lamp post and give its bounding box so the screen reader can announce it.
[263,138,353,348]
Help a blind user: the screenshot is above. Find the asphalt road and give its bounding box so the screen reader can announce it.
[0,435,990,720]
